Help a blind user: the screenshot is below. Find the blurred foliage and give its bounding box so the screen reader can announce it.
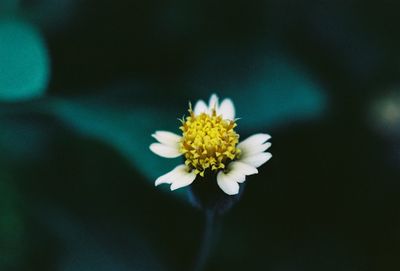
[46,94,180,185]
[371,90,400,137]
[0,115,51,164]
[44,210,166,271]
[24,0,77,32]
[185,50,327,130]
[0,176,25,269]
[0,19,49,101]
[0,0,18,14]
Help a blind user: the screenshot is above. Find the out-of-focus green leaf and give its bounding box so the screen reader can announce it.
[0,117,51,163]
[47,97,185,195]
[27,0,77,32]
[236,57,326,130]
[0,19,49,101]
[187,50,327,130]
[43,209,166,271]
[0,0,18,13]
[0,172,26,270]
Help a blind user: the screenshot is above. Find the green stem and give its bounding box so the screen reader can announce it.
[193,210,215,271]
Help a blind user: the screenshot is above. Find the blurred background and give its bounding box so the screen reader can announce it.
[1,0,400,270]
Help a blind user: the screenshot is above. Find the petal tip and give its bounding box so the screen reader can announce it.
[149,143,157,153]
[217,171,240,195]
[149,142,182,158]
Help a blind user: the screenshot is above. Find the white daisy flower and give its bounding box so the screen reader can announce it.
[149,94,272,195]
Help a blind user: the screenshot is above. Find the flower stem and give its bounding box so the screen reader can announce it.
[193,210,215,271]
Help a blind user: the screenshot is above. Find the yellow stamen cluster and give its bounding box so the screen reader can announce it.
[179,108,240,176]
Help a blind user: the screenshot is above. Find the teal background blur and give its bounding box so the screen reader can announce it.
[1,1,400,270]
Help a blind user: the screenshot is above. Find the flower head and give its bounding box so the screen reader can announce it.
[150,94,272,195]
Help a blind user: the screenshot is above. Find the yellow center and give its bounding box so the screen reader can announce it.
[179,108,240,176]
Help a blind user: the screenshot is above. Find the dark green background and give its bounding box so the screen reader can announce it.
[1,1,400,270]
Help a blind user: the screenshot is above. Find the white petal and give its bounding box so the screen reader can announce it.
[237,133,271,157]
[170,167,197,191]
[238,133,271,150]
[240,152,272,168]
[217,171,240,195]
[228,161,258,182]
[152,131,181,147]
[242,142,272,157]
[149,143,182,158]
[155,165,180,186]
[208,94,219,112]
[216,161,259,195]
[155,164,194,187]
[226,166,247,183]
[218,98,235,120]
[193,100,208,115]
